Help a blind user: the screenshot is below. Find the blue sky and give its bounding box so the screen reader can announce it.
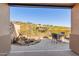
[10,7,71,27]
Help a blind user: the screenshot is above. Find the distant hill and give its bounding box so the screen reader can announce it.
[12,21,71,39]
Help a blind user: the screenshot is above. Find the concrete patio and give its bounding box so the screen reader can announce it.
[8,39,77,56]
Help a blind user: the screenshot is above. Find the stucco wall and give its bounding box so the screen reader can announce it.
[70,4,79,54]
[0,4,11,55]
[71,4,79,35]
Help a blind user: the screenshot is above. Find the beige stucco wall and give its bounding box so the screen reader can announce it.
[0,4,11,55]
[71,4,79,35]
[70,4,79,54]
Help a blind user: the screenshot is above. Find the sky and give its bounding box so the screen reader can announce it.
[10,6,71,27]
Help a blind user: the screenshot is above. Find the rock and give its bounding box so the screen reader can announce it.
[17,39,26,45]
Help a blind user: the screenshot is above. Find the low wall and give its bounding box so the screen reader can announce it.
[70,34,79,54]
[0,34,11,56]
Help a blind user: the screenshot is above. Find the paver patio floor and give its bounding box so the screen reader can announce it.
[9,39,77,56]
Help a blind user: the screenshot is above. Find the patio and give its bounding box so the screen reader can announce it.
[8,39,77,56]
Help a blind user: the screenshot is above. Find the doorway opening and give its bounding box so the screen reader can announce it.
[10,6,71,52]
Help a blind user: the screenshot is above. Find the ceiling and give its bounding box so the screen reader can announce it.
[43,3,74,6]
[9,3,75,8]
